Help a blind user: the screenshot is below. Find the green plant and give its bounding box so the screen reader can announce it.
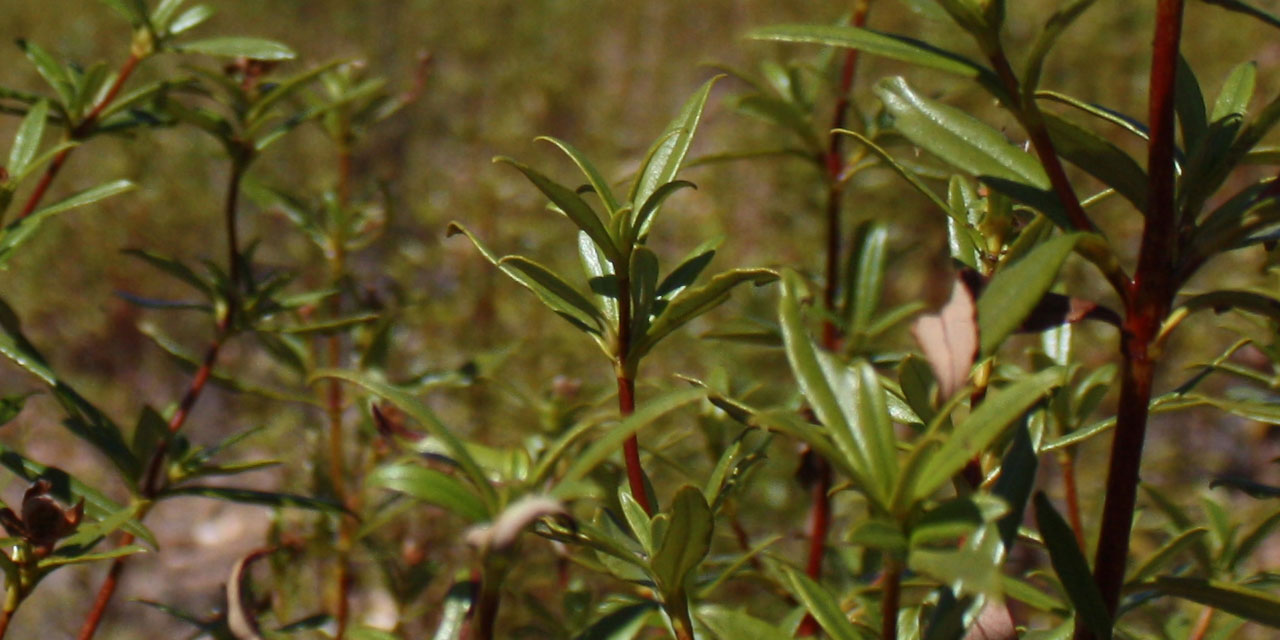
[3,2,1280,639]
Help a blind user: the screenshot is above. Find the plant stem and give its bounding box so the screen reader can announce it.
[799,6,871,635]
[1078,2,1185,637]
[1058,450,1086,550]
[615,272,652,516]
[472,564,503,640]
[1187,606,1214,640]
[881,558,902,640]
[77,154,246,640]
[18,53,142,219]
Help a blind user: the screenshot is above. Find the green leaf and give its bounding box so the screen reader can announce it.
[553,388,703,491]
[629,75,721,237]
[367,462,488,523]
[447,223,605,337]
[17,40,74,108]
[1034,493,1112,640]
[631,268,777,362]
[656,235,721,300]
[578,231,619,324]
[843,221,889,337]
[1212,61,1257,123]
[175,36,296,60]
[244,60,346,126]
[1177,55,1210,152]
[39,544,147,569]
[130,405,170,462]
[836,129,958,220]
[1230,508,1280,571]
[779,273,897,509]
[312,369,498,511]
[651,485,713,602]
[697,606,793,640]
[161,485,348,514]
[780,565,864,640]
[1,181,135,267]
[627,179,696,247]
[1043,113,1148,212]
[978,233,1082,355]
[1036,90,1149,141]
[537,136,621,215]
[1152,577,1280,628]
[167,5,215,36]
[8,100,49,177]
[908,368,1063,502]
[0,444,157,548]
[1127,528,1209,586]
[749,24,999,94]
[876,76,1049,189]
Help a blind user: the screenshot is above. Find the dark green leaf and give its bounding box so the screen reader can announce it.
[978,233,1082,355]
[367,462,488,523]
[161,485,348,514]
[656,235,721,299]
[632,268,777,361]
[1176,56,1209,153]
[175,37,297,60]
[1043,112,1148,211]
[447,223,604,337]
[1034,493,1112,640]
[575,602,656,640]
[130,405,170,461]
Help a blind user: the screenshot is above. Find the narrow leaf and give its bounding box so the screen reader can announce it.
[629,76,721,237]
[538,136,621,214]
[367,462,488,523]
[909,368,1062,501]
[1211,61,1257,122]
[175,37,296,60]
[554,388,703,491]
[876,76,1049,189]
[7,100,49,177]
[651,486,713,600]
[1034,493,1112,640]
[780,565,864,640]
[496,156,621,264]
[1152,577,1280,628]
[631,268,776,360]
[978,233,1081,355]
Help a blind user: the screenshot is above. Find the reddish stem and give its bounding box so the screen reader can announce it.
[329,144,353,639]
[1059,451,1086,550]
[800,5,872,636]
[618,375,651,515]
[18,53,142,219]
[1078,2,1185,637]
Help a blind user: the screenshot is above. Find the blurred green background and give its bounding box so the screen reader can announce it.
[2,1,1280,637]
